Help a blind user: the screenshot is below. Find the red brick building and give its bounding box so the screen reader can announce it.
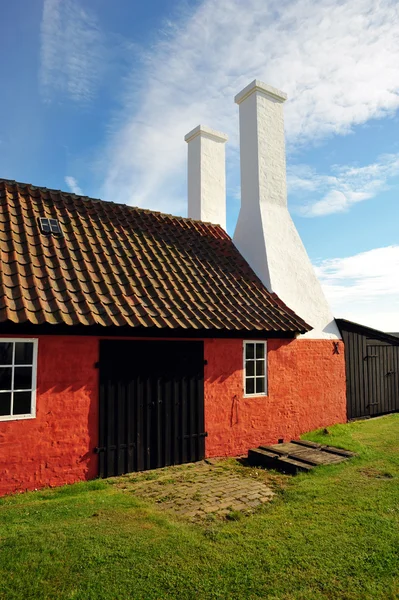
[0,80,347,496]
[0,179,345,496]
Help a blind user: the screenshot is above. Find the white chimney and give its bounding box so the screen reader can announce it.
[233,80,340,339]
[185,125,228,229]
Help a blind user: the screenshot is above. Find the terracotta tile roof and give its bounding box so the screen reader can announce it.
[0,179,310,333]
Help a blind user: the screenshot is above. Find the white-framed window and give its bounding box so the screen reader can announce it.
[0,339,38,421]
[243,341,267,396]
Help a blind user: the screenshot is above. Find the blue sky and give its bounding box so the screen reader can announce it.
[1,0,399,330]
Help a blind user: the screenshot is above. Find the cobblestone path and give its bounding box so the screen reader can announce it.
[115,460,276,521]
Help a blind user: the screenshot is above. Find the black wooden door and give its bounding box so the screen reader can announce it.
[367,345,399,416]
[97,340,205,478]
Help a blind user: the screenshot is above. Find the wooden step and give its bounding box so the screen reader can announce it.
[290,439,321,449]
[247,440,356,474]
[248,448,313,474]
[259,444,320,467]
[290,440,357,458]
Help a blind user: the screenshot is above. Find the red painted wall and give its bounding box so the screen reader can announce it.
[204,338,347,458]
[0,335,346,496]
[0,336,99,497]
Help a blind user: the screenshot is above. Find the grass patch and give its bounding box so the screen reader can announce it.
[1,415,398,599]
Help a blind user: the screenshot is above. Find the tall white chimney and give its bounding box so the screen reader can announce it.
[185,125,228,229]
[233,80,340,339]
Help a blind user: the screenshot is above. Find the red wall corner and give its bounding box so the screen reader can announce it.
[0,336,99,497]
[204,338,347,458]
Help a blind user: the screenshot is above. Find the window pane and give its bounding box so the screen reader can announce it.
[256,360,265,376]
[14,367,32,390]
[256,378,265,394]
[15,342,33,365]
[256,343,265,359]
[0,392,11,416]
[245,360,255,377]
[13,392,32,415]
[49,219,62,235]
[0,343,13,365]
[245,343,254,359]
[39,218,51,233]
[0,367,12,390]
[245,378,255,395]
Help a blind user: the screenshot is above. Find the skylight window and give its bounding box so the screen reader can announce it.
[38,218,62,236]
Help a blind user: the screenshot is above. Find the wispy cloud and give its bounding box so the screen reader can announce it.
[288,153,399,216]
[65,176,83,195]
[100,0,399,213]
[315,245,399,331]
[40,0,104,103]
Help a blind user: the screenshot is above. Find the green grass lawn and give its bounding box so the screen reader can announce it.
[1,415,398,600]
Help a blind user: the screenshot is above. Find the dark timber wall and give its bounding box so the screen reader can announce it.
[337,319,399,420]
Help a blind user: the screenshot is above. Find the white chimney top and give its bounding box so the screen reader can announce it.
[185,124,228,229]
[184,124,228,144]
[233,79,341,339]
[234,80,287,105]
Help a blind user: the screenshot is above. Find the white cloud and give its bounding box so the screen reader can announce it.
[65,176,83,195]
[100,0,399,212]
[40,0,104,103]
[289,153,399,216]
[315,246,399,331]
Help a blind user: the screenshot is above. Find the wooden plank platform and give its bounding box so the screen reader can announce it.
[248,440,357,474]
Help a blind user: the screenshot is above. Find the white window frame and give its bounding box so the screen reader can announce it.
[0,338,38,421]
[243,340,268,397]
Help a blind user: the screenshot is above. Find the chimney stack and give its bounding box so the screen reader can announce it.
[233,80,340,339]
[185,125,228,229]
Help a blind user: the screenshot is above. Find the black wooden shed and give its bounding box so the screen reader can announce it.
[337,319,399,420]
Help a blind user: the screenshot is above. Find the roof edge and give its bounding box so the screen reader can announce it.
[0,321,302,338]
[336,318,399,345]
[0,178,226,232]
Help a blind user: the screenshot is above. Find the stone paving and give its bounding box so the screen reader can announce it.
[115,459,276,521]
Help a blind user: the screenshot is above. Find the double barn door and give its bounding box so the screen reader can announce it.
[97,340,205,478]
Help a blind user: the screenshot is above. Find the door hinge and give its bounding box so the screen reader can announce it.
[183,432,208,439]
[94,443,135,453]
